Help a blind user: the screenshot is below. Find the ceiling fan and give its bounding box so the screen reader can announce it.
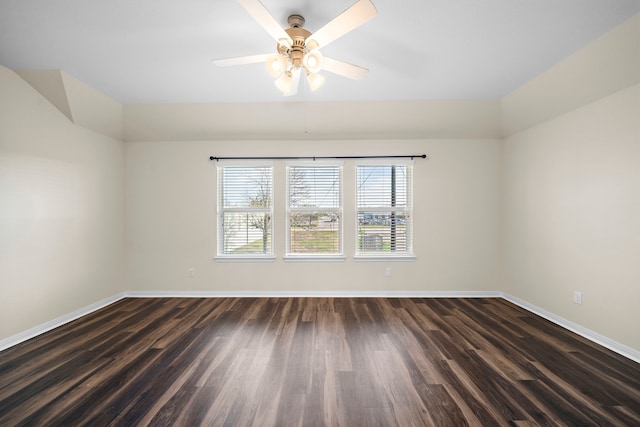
[212,0,377,96]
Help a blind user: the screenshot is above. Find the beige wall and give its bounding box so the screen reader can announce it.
[502,83,640,350]
[501,13,639,137]
[499,13,640,354]
[123,100,501,142]
[0,66,125,341]
[17,69,124,141]
[125,139,502,293]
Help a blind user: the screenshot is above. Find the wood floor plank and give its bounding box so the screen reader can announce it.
[1,297,639,426]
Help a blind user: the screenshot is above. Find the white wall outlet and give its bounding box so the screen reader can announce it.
[385,267,392,277]
[188,268,195,278]
[573,291,582,305]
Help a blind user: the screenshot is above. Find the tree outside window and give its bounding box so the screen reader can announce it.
[287,164,342,256]
[218,165,273,256]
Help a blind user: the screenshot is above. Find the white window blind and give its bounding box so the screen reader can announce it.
[356,163,413,256]
[287,164,342,256]
[217,164,273,256]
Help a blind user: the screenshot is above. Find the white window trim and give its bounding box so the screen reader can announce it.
[283,255,347,262]
[216,161,274,258]
[353,255,416,262]
[355,161,415,258]
[214,255,276,262]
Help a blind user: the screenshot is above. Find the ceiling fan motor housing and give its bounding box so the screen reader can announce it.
[278,15,314,69]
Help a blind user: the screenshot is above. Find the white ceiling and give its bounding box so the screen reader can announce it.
[1,0,639,104]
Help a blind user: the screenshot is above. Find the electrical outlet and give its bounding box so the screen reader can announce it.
[573,291,582,305]
[188,268,195,278]
[385,267,392,277]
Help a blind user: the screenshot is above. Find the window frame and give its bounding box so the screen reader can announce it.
[285,161,345,261]
[354,160,415,261]
[215,161,275,261]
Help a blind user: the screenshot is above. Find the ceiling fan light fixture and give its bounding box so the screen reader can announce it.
[306,72,325,92]
[303,50,324,74]
[277,37,292,49]
[266,54,287,77]
[305,39,320,51]
[275,70,293,94]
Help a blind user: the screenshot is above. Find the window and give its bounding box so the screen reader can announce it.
[217,164,273,257]
[356,163,413,257]
[287,163,342,257]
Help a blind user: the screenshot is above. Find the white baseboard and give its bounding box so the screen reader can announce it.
[124,290,502,298]
[0,292,127,352]
[2,290,638,365]
[501,292,640,364]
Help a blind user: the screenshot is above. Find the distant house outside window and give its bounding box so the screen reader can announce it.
[286,163,343,258]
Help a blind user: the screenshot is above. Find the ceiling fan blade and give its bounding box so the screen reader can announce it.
[212,53,271,67]
[236,0,293,47]
[306,0,377,49]
[322,57,369,80]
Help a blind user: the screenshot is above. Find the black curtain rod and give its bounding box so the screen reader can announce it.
[209,154,427,161]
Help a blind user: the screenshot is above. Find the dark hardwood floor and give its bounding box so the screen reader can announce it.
[0,297,639,426]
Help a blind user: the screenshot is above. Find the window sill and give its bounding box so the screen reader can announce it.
[213,256,276,263]
[283,255,347,262]
[354,255,416,262]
